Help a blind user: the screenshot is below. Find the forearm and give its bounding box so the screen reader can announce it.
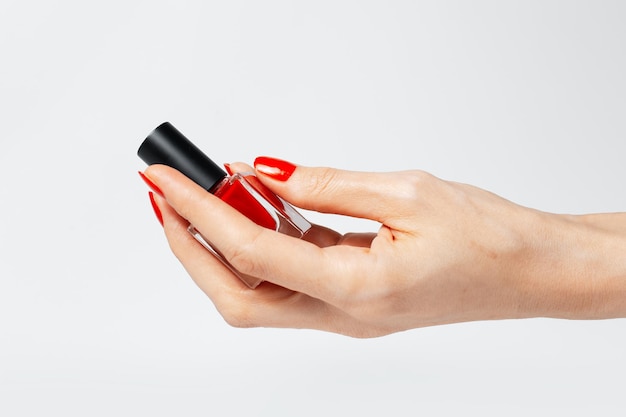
[519,212,626,320]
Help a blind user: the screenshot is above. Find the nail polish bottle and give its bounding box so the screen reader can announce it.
[137,122,312,288]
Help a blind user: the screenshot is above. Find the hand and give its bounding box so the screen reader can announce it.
[142,159,626,337]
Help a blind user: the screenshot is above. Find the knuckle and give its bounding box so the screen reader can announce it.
[227,243,255,275]
[342,287,392,321]
[225,229,268,278]
[392,170,439,202]
[304,167,341,198]
[173,185,204,222]
[402,169,432,191]
[329,267,380,318]
[166,224,195,262]
[335,263,407,323]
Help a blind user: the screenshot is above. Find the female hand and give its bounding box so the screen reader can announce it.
[141,158,626,337]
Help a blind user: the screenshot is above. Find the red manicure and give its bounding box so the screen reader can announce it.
[138,171,164,198]
[254,156,296,182]
[138,123,312,289]
[148,192,164,226]
[223,163,234,176]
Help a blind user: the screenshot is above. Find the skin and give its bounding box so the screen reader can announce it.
[143,163,626,338]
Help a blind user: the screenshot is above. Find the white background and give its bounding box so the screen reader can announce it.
[1,1,625,415]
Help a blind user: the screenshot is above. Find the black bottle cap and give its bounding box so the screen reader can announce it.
[137,122,227,192]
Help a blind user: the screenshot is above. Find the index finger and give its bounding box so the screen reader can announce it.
[144,164,374,302]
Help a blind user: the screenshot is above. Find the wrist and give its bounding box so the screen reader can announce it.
[516,211,626,319]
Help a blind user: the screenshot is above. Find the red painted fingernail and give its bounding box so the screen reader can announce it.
[254,156,296,181]
[223,163,234,176]
[138,171,164,198]
[148,192,164,227]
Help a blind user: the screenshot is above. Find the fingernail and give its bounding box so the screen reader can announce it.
[223,163,234,176]
[254,156,296,181]
[148,191,164,227]
[138,171,164,198]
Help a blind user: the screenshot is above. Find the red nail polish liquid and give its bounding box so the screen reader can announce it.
[138,122,311,288]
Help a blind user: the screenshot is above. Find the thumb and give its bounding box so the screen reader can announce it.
[253,156,409,223]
